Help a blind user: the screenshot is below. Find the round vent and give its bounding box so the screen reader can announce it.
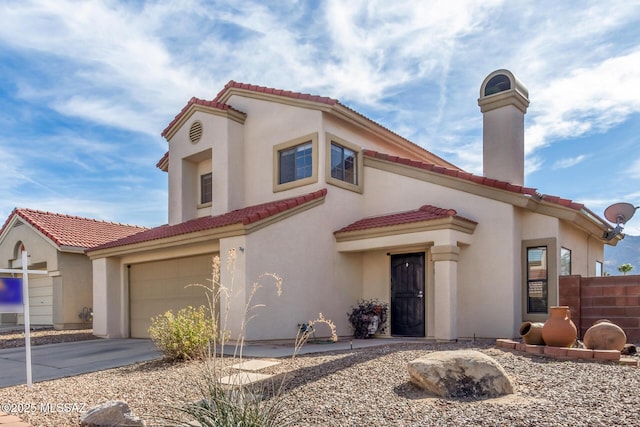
[189,121,203,144]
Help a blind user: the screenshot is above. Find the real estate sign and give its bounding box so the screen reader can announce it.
[0,277,23,313]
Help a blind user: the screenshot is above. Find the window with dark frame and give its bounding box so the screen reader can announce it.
[330,142,357,185]
[560,247,571,276]
[279,142,313,184]
[527,246,548,313]
[200,172,212,204]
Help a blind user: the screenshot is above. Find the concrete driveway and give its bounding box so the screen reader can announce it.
[0,339,161,388]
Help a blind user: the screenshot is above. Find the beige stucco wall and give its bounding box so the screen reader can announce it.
[362,166,524,338]
[559,221,604,277]
[92,257,123,337]
[56,252,93,329]
[235,189,365,341]
[167,110,245,224]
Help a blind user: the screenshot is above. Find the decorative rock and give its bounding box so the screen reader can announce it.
[583,320,627,351]
[80,401,145,427]
[407,350,513,399]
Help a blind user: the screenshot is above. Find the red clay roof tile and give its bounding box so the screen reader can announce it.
[335,204,475,234]
[88,189,328,252]
[0,209,148,249]
[363,149,588,212]
[160,96,246,137]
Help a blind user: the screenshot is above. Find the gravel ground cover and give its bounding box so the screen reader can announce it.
[0,328,96,349]
[0,332,638,427]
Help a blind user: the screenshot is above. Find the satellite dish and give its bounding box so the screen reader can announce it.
[604,202,638,225]
[602,202,638,241]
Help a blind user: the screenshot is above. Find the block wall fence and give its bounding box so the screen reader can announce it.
[559,275,640,343]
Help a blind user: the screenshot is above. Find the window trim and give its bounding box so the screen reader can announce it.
[325,133,364,193]
[521,237,557,323]
[273,133,318,192]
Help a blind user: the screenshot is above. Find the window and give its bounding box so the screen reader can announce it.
[325,133,363,193]
[595,261,603,277]
[200,173,212,204]
[273,133,318,192]
[279,142,313,184]
[526,246,548,314]
[560,247,571,276]
[330,143,357,184]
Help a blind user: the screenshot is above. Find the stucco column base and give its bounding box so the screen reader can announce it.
[432,245,460,341]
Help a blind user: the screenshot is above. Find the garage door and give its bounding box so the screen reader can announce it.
[129,254,215,338]
[18,275,53,326]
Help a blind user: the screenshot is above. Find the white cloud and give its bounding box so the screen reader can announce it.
[552,155,589,170]
[525,50,640,153]
[625,159,640,180]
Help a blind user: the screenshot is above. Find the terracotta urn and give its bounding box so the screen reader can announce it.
[519,321,545,345]
[583,319,627,351]
[541,306,577,347]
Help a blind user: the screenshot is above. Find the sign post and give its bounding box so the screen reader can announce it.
[0,251,48,387]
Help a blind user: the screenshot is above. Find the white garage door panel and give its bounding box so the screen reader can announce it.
[18,276,53,326]
[129,254,214,338]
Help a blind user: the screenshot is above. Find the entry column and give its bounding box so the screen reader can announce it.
[431,245,460,341]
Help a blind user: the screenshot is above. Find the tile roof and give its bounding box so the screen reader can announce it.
[335,205,475,234]
[161,96,246,137]
[0,208,148,250]
[214,80,339,106]
[156,151,169,171]
[364,150,586,211]
[161,80,457,169]
[88,189,328,252]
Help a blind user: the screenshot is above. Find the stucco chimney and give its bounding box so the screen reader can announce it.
[478,70,529,186]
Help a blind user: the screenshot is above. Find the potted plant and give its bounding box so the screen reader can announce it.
[347,299,389,339]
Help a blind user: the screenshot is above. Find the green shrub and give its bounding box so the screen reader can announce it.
[148,305,215,361]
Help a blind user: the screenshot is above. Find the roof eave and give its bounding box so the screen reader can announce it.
[330,104,460,170]
[163,103,247,141]
[334,216,477,243]
[88,192,327,259]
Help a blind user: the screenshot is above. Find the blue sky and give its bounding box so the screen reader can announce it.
[1,1,640,234]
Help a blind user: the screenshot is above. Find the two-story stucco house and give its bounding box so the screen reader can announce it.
[87,70,618,341]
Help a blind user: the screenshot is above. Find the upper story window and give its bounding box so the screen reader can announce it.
[200,172,212,204]
[326,133,363,193]
[280,142,313,184]
[273,133,318,192]
[331,143,357,184]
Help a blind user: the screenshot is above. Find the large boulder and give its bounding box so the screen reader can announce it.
[80,401,145,427]
[408,350,513,399]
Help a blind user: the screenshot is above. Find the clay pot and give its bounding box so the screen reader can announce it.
[541,306,577,347]
[583,319,627,351]
[519,321,545,345]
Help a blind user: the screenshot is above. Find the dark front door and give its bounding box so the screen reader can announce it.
[391,253,425,337]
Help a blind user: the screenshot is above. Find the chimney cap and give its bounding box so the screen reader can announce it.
[478,69,529,113]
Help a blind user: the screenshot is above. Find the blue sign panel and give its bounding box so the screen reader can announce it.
[0,277,23,313]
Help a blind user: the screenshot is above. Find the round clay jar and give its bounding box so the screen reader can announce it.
[583,319,627,351]
[541,306,577,347]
